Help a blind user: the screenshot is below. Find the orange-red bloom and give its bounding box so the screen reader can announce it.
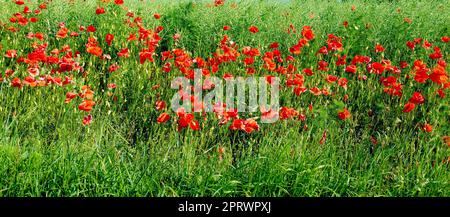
[301,26,314,41]
[422,123,433,132]
[338,108,351,120]
[157,113,170,123]
[65,92,77,103]
[5,50,17,58]
[408,92,425,104]
[105,33,114,46]
[139,49,154,64]
[96,7,105,15]
[11,77,22,88]
[429,66,448,85]
[155,100,166,111]
[249,26,259,33]
[82,115,92,126]
[402,102,415,113]
[118,48,130,58]
[375,44,385,53]
[230,118,260,133]
[86,46,102,56]
[78,100,96,112]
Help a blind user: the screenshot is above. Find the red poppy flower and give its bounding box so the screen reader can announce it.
[86,25,96,32]
[318,60,329,71]
[80,86,95,100]
[157,113,170,124]
[429,66,448,84]
[179,113,199,131]
[336,55,347,66]
[325,75,338,83]
[303,68,314,76]
[422,123,433,133]
[437,59,446,68]
[107,83,117,89]
[338,108,351,120]
[108,63,119,72]
[127,34,137,41]
[78,100,96,112]
[229,119,244,131]
[400,61,409,69]
[31,32,43,40]
[23,76,37,87]
[406,41,415,50]
[294,86,307,96]
[162,62,172,73]
[269,42,279,49]
[370,62,385,74]
[96,7,105,15]
[338,77,348,88]
[223,73,233,80]
[249,26,259,33]
[442,36,450,43]
[114,0,124,5]
[402,102,415,113]
[301,26,314,41]
[153,13,161,19]
[289,42,303,55]
[437,89,446,98]
[375,44,385,53]
[279,107,299,120]
[242,118,259,133]
[176,108,199,131]
[118,48,129,58]
[86,46,102,57]
[428,47,442,60]
[422,40,432,49]
[309,87,322,96]
[214,0,225,6]
[414,69,429,83]
[230,118,259,133]
[317,46,328,55]
[11,77,22,88]
[5,50,17,58]
[243,57,254,65]
[139,49,154,64]
[408,92,425,104]
[155,100,166,111]
[18,17,28,26]
[343,21,348,28]
[345,65,357,74]
[105,33,114,46]
[82,115,93,126]
[326,34,343,51]
[65,92,78,103]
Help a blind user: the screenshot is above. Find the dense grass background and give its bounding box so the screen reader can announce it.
[0,0,449,196]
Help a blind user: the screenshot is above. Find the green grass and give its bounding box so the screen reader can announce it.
[0,0,449,196]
